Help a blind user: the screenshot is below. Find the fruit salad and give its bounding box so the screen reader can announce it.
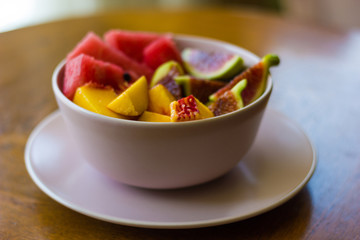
[62,30,279,122]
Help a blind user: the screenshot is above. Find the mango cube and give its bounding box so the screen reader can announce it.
[107,76,149,116]
[138,111,171,122]
[73,84,124,118]
[148,84,176,116]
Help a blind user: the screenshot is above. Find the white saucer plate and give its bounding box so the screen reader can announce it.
[25,109,316,229]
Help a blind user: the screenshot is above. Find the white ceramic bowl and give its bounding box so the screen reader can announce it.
[52,34,272,189]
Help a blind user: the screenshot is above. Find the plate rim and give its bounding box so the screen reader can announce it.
[25,109,317,229]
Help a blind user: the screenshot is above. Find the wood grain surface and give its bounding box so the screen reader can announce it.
[0,8,359,240]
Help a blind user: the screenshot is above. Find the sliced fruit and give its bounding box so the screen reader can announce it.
[107,76,148,116]
[138,111,171,122]
[170,95,214,122]
[211,54,280,106]
[174,75,226,104]
[181,48,244,80]
[208,79,247,116]
[150,60,184,87]
[73,83,125,119]
[148,84,176,116]
[63,54,128,100]
[66,32,153,79]
[143,36,183,70]
[104,30,160,63]
[150,60,184,99]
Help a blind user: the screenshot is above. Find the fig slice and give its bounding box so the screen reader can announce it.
[210,54,280,106]
[174,75,226,104]
[170,95,214,122]
[181,48,244,80]
[208,79,247,116]
[150,60,184,99]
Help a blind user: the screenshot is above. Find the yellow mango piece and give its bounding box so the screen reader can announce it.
[73,84,125,119]
[148,84,176,116]
[196,98,214,119]
[107,76,149,116]
[138,111,171,122]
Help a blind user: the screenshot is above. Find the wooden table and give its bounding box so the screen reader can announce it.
[1,8,359,239]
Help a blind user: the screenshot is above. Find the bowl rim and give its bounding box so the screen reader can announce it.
[52,33,273,128]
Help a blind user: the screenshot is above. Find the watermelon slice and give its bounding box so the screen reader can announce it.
[63,54,128,100]
[104,30,160,63]
[143,36,182,70]
[66,32,153,79]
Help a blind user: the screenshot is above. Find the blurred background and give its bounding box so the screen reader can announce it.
[1,0,359,32]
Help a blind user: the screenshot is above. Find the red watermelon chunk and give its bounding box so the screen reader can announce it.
[66,32,153,79]
[104,30,160,63]
[63,54,128,100]
[143,36,182,70]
